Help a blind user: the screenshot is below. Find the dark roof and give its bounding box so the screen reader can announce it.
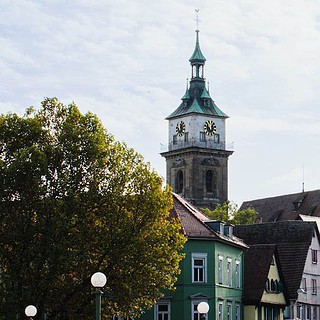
[171,193,247,248]
[171,193,214,238]
[234,221,316,300]
[244,244,277,304]
[240,189,320,222]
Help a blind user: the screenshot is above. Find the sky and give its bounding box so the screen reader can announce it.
[1,0,320,205]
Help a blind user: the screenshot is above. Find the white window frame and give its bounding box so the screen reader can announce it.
[301,277,307,292]
[312,279,317,295]
[218,255,223,285]
[227,258,232,287]
[235,303,241,320]
[227,302,232,320]
[192,253,207,283]
[192,300,208,320]
[311,249,318,264]
[154,301,170,320]
[218,300,223,320]
[235,260,241,288]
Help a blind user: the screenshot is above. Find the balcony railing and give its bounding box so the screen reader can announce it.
[160,140,234,152]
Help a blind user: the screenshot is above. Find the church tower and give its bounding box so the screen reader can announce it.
[161,30,233,210]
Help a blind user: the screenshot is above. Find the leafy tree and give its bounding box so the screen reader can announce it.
[232,207,258,225]
[201,201,257,225]
[0,98,186,320]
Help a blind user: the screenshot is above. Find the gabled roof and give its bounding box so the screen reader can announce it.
[244,244,277,304]
[234,221,316,300]
[171,193,247,248]
[240,189,320,222]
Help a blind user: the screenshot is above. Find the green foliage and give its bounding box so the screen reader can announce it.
[0,98,186,319]
[201,201,258,225]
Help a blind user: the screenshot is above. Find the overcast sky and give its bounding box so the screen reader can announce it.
[1,0,320,205]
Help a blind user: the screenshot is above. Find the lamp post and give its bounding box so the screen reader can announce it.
[25,305,37,320]
[91,272,107,320]
[197,302,209,320]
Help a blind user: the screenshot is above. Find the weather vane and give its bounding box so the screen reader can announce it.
[195,9,201,31]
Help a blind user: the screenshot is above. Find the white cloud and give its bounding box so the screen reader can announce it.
[1,0,320,203]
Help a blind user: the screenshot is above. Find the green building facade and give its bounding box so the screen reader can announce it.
[139,194,247,320]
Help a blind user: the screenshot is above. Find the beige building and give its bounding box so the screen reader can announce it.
[243,244,288,320]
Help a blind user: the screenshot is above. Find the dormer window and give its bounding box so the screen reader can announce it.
[204,99,209,107]
[312,249,318,264]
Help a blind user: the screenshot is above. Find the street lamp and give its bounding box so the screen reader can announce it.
[197,301,209,320]
[91,272,107,320]
[25,305,37,319]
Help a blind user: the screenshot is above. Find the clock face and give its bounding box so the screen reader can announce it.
[176,121,186,136]
[204,120,216,136]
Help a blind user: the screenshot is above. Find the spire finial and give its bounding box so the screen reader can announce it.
[186,78,189,90]
[195,9,200,31]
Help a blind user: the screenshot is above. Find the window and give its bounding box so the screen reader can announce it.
[205,170,217,194]
[313,306,317,320]
[192,301,208,320]
[184,132,189,142]
[301,305,306,320]
[312,279,317,295]
[235,261,241,288]
[235,304,241,320]
[265,279,270,291]
[155,301,170,320]
[307,306,311,320]
[312,249,318,264]
[200,132,206,142]
[227,302,232,320]
[214,134,220,143]
[227,259,232,287]
[218,256,223,285]
[173,134,177,145]
[176,170,183,193]
[301,277,307,292]
[206,170,213,193]
[218,301,223,320]
[192,253,207,283]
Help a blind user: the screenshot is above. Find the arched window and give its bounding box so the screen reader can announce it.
[176,170,183,193]
[206,170,217,194]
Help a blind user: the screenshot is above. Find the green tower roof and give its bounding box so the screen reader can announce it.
[166,31,228,120]
[189,30,206,63]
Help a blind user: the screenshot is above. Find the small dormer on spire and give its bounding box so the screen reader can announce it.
[189,30,206,79]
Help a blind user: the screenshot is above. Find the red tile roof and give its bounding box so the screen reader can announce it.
[172,193,247,248]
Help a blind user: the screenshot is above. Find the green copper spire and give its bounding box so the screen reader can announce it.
[189,30,206,64]
[166,30,228,120]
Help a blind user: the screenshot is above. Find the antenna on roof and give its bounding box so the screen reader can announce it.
[195,9,201,31]
[302,163,305,192]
